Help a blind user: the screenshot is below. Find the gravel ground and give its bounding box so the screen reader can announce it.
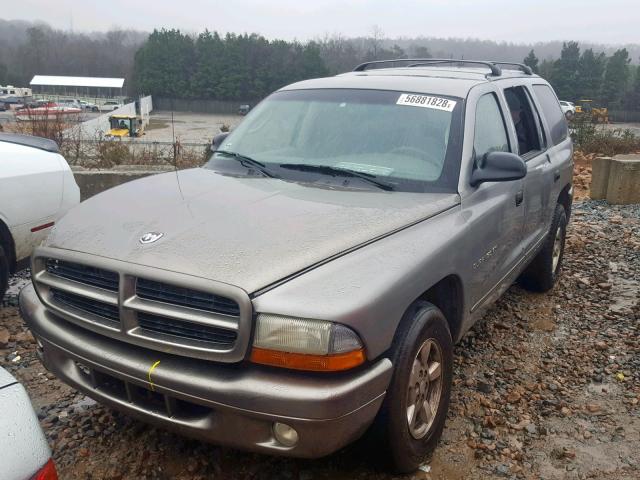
[1,199,638,480]
[144,111,243,144]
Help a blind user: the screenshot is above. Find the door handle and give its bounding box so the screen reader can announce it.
[515,190,524,206]
[554,171,561,182]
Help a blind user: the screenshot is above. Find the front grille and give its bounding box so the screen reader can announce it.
[138,312,237,347]
[136,278,240,317]
[35,253,249,362]
[46,259,119,292]
[51,288,120,325]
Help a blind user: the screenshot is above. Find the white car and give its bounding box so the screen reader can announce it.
[0,367,58,480]
[559,101,575,119]
[98,100,123,112]
[0,133,80,298]
[58,99,99,112]
[79,100,99,112]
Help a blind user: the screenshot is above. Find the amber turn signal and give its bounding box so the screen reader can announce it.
[250,347,366,372]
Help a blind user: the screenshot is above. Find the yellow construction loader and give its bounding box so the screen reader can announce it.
[574,100,609,123]
[106,114,144,138]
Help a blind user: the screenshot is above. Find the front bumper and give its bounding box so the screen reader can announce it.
[20,284,392,458]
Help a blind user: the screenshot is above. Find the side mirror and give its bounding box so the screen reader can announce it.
[470,151,527,187]
[212,132,229,150]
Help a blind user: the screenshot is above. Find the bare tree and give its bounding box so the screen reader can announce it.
[369,25,385,60]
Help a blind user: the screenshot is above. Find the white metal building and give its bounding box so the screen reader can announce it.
[29,75,125,99]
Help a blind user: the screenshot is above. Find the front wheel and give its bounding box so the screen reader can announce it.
[520,203,567,292]
[375,301,453,473]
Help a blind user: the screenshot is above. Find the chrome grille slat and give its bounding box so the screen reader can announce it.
[138,312,237,346]
[124,297,239,331]
[51,288,120,325]
[137,278,240,317]
[36,272,118,305]
[46,259,119,292]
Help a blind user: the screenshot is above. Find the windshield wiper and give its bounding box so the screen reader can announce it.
[214,150,279,178]
[279,163,394,191]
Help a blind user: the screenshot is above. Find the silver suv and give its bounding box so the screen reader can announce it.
[21,59,573,472]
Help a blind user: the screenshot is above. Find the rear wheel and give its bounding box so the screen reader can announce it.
[520,203,567,292]
[374,301,453,473]
[0,245,9,303]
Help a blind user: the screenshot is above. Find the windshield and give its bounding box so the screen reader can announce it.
[205,88,463,192]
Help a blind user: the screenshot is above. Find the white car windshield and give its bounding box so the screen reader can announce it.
[207,89,463,193]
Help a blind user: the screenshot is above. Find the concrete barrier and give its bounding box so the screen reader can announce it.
[590,154,640,204]
[590,156,613,200]
[72,166,173,201]
[605,155,640,205]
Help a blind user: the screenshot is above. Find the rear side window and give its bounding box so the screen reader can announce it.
[473,93,510,160]
[532,84,568,146]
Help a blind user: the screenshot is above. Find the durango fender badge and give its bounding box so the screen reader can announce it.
[139,232,164,244]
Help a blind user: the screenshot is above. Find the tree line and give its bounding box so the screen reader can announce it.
[523,43,639,110]
[134,29,327,100]
[1,19,640,111]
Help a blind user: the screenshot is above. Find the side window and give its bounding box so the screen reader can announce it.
[504,86,542,156]
[532,84,568,146]
[473,93,510,161]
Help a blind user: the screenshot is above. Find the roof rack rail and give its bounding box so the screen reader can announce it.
[491,62,533,75]
[353,58,502,76]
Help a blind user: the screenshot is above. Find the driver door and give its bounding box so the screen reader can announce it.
[462,91,525,310]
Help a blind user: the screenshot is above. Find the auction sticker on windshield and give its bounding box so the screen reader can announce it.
[396,94,457,112]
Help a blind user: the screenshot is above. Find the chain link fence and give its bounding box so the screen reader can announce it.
[60,138,211,169]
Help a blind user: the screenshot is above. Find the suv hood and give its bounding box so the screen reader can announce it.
[46,169,459,293]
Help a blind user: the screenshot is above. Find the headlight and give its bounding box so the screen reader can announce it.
[250,313,365,371]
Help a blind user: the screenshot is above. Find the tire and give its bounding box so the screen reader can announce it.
[520,203,567,292]
[565,110,574,121]
[374,301,453,473]
[0,245,8,303]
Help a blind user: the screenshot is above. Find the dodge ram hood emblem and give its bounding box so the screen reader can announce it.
[139,232,164,244]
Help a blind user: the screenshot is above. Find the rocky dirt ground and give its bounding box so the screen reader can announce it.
[1,197,638,479]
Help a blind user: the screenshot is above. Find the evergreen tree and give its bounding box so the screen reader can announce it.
[601,48,630,109]
[411,45,432,59]
[550,42,581,101]
[133,29,194,97]
[538,59,554,81]
[523,49,539,73]
[627,64,640,111]
[190,30,224,99]
[576,49,606,101]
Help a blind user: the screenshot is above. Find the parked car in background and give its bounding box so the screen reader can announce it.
[0,366,58,480]
[79,100,99,112]
[98,100,124,112]
[559,101,575,119]
[238,104,251,115]
[0,96,25,108]
[21,59,572,473]
[0,133,79,299]
[58,99,99,112]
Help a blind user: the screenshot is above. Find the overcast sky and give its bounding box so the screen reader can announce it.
[4,0,639,44]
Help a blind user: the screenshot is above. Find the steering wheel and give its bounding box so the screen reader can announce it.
[389,146,442,169]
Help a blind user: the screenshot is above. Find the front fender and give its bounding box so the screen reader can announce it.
[252,204,471,360]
